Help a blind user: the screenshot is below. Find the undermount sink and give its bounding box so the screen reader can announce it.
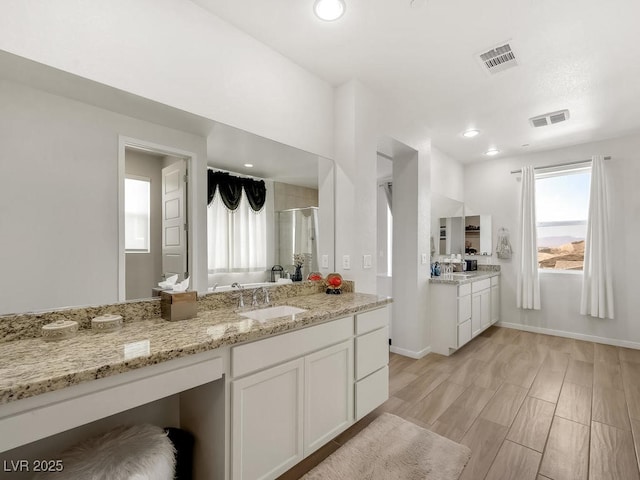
[239,305,307,323]
[448,272,475,278]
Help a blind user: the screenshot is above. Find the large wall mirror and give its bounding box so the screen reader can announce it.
[205,122,334,290]
[0,50,334,316]
[431,193,464,257]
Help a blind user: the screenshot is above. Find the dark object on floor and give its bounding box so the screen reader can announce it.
[165,427,195,480]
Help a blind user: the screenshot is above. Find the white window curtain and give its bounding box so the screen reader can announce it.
[517,165,541,310]
[580,155,614,319]
[207,193,267,272]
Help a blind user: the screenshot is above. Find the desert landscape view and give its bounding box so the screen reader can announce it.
[538,238,585,270]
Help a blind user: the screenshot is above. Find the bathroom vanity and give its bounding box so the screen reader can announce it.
[0,284,391,480]
[430,269,500,355]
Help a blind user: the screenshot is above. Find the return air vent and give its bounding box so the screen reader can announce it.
[529,110,570,128]
[477,42,518,74]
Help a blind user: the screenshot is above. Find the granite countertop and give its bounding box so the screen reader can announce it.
[429,270,501,285]
[0,292,391,406]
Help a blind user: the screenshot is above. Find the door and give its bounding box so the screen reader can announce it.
[491,285,500,324]
[304,340,353,455]
[162,160,187,280]
[481,288,491,329]
[231,358,304,480]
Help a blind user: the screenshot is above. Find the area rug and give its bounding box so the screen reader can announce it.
[302,413,471,480]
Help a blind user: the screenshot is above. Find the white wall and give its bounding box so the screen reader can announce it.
[431,146,465,201]
[0,80,207,314]
[0,0,333,159]
[464,133,640,346]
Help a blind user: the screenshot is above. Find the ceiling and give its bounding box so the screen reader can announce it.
[192,0,640,163]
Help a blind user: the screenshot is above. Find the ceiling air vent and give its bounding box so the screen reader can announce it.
[529,109,570,128]
[477,42,518,75]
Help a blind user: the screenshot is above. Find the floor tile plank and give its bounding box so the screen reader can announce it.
[592,385,631,431]
[556,382,592,426]
[484,440,541,480]
[590,421,640,480]
[539,416,590,480]
[506,396,555,452]
[528,369,565,403]
[403,380,466,425]
[480,382,528,427]
[459,418,509,480]
[565,359,594,387]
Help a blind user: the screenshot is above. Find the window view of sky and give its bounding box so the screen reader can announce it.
[535,169,591,270]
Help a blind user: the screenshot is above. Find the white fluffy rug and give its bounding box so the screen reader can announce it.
[32,424,175,480]
[302,413,471,480]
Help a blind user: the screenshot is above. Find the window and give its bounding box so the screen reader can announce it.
[207,192,267,272]
[125,177,151,252]
[535,166,591,270]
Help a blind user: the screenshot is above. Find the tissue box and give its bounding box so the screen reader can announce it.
[160,291,198,321]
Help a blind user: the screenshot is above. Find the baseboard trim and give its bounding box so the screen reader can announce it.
[389,345,432,359]
[497,321,640,350]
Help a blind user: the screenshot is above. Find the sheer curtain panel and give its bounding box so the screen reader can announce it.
[580,155,614,319]
[517,165,541,310]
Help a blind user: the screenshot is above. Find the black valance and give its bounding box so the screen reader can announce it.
[207,170,267,212]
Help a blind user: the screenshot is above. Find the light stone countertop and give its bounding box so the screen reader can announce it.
[429,270,501,285]
[0,292,392,405]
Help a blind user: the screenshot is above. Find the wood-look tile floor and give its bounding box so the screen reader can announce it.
[277,326,640,480]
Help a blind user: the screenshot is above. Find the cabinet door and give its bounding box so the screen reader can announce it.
[231,358,304,480]
[304,340,354,456]
[491,285,500,324]
[471,292,482,337]
[481,289,491,329]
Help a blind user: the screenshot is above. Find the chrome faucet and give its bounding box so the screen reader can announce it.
[251,287,270,307]
[232,282,245,308]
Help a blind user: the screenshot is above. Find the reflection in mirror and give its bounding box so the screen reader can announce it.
[206,122,333,290]
[123,147,191,300]
[431,193,464,257]
[0,50,335,316]
[464,214,492,256]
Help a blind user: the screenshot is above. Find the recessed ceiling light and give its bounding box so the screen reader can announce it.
[244,163,254,168]
[313,0,346,21]
[485,149,500,156]
[462,129,480,138]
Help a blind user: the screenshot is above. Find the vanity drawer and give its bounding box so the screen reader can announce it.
[355,366,389,420]
[458,283,471,297]
[232,316,353,377]
[472,278,491,293]
[355,306,389,335]
[458,319,472,348]
[355,326,389,380]
[457,295,471,323]
[491,275,500,286]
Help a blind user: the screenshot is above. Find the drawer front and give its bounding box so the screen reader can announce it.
[355,326,389,380]
[458,319,472,348]
[491,275,500,286]
[355,366,389,420]
[232,316,353,378]
[458,283,471,297]
[472,278,491,293]
[457,295,472,324]
[355,306,389,335]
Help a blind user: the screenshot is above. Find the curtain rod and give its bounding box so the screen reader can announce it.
[510,156,611,174]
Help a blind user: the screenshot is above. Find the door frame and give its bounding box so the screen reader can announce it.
[118,136,196,302]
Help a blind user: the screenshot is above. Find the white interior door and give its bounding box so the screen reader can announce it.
[162,160,187,280]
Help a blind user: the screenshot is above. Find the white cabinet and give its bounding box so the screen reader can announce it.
[431,274,500,356]
[491,276,500,324]
[230,307,389,480]
[231,358,305,480]
[304,340,354,455]
[354,308,390,420]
